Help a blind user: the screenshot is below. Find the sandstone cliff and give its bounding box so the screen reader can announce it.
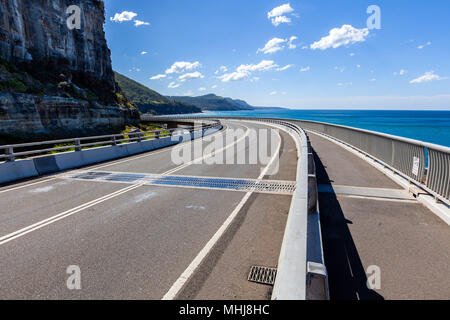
[0,0,138,142]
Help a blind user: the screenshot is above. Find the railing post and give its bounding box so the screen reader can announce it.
[137,133,142,143]
[6,147,15,162]
[155,131,160,140]
[75,139,81,152]
[112,136,117,146]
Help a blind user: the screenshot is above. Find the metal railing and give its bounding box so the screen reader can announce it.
[157,114,450,205]
[0,120,221,163]
[291,119,450,205]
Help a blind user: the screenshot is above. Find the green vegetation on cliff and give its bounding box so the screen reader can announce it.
[114,72,201,115]
[167,94,255,111]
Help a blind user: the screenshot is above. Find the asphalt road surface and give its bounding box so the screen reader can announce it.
[0,120,297,300]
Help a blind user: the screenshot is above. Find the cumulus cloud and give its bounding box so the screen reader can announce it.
[166,61,201,74]
[178,71,204,82]
[410,71,447,84]
[310,25,370,50]
[134,20,150,27]
[141,51,148,55]
[267,3,294,26]
[258,37,298,54]
[110,11,137,22]
[257,38,286,54]
[219,60,278,82]
[150,74,167,80]
[198,87,206,92]
[168,82,180,88]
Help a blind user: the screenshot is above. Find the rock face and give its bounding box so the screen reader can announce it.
[0,0,138,142]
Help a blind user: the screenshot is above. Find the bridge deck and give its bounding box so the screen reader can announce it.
[309,132,450,300]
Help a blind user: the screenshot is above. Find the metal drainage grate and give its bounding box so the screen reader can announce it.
[248,266,277,286]
[64,171,296,195]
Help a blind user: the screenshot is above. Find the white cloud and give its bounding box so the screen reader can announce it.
[410,71,447,84]
[337,82,352,87]
[198,87,206,91]
[288,36,298,49]
[268,3,294,18]
[250,77,260,82]
[168,82,180,89]
[310,25,369,50]
[271,16,292,27]
[356,64,361,68]
[334,66,345,73]
[418,41,431,49]
[215,66,228,74]
[349,53,355,57]
[258,38,287,54]
[370,78,377,82]
[134,20,150,27]
[184,90,194,96]
[300,66,310,72]
[277,64,294,71]
[212,85,218,89]
[141,51,148,55]
[110,11,137,23]
[150,74,167,80]
[270,91,278,95]
[166,61,201,74]
[219,60,278,82]
[178,71,204,82]
[394,69,407,76]
[267,3,294,26]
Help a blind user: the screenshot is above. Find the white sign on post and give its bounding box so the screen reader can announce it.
[412,157,420,176]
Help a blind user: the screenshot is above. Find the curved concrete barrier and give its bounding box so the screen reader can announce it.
[0,125,222,185]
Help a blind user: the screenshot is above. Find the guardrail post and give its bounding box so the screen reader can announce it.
[74,139,81,152]
[111,136,117,146]
[6,147,15,162]
[137,133,142,143]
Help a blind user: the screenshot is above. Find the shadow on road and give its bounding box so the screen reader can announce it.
[313,149,384,300]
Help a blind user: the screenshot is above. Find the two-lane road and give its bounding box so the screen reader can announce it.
[0,120,298,300]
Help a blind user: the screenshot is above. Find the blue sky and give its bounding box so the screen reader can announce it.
[103,0,450,110]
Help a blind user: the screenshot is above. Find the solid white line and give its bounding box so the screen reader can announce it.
[0,183,144,246]
[162,125,251,175]
[162,129,281,300]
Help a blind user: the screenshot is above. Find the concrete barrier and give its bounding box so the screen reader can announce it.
[0,160,39,184]
[0,126,222,186]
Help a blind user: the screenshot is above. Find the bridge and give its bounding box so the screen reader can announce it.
[0,117,448,300]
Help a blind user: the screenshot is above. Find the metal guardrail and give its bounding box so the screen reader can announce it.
[0,120,221,163]
[291,119,450,205]
[156,114,450,205]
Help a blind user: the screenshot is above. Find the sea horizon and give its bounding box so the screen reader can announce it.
[195,109,450,147]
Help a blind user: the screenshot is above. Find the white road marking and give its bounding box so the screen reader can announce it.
[0,183,144,246]
[162,130,282,300]
[162,125,251,175]
[0,122,246,245]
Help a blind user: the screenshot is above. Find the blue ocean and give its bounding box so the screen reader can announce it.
[198,109,450,147]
